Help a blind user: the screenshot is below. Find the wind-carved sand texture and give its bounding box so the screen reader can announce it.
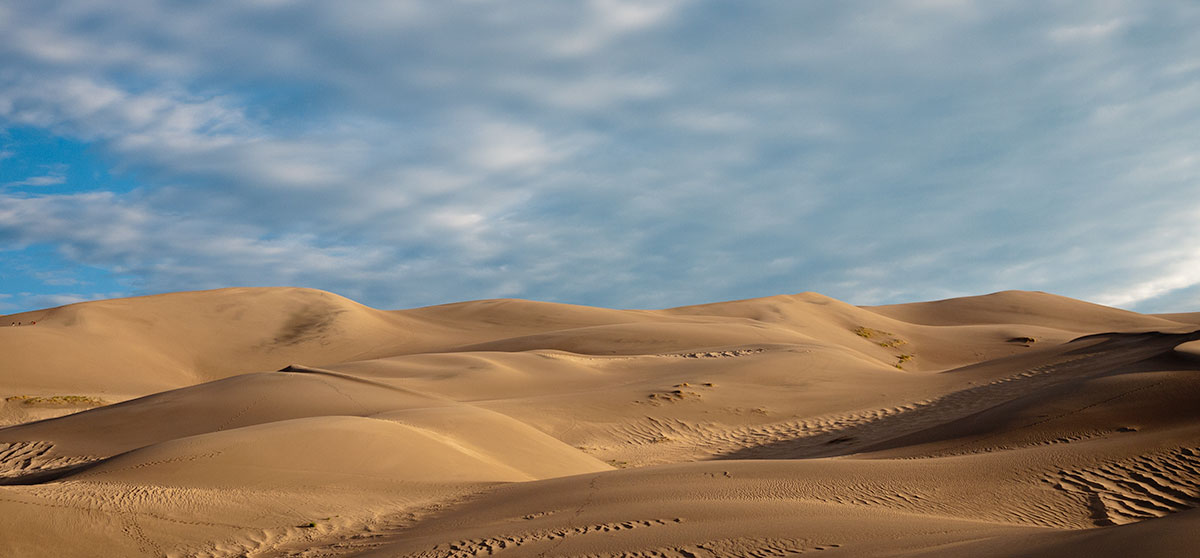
[2,288,1200,557]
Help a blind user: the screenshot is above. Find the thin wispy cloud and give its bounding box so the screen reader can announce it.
[1049,19,1126,42]
[1,1,1199,314]
[6,174,66,187]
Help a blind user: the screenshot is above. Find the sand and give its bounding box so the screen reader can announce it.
[1,287,1198,557]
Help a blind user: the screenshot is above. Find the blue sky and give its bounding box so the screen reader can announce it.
[2,1,1199,313]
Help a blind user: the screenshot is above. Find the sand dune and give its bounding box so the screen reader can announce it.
[68,413,610,487]
[2,288,1199,557]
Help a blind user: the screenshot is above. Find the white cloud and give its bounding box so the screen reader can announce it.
[0,75,249,147]
[495,73,670,111]
[21,292,117,309]
[1049,19,1125,42]
[668,110,751,133]
[552,0,686,55]
[464,120,562,172]
[0,191,402,296]
[1163,58,1200,76]
[5,174,65,187]
[1095,269,1200,309]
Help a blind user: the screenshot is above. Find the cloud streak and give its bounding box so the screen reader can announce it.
[6,174,65,187]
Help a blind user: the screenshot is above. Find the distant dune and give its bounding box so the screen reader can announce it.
[2,288,1199,557]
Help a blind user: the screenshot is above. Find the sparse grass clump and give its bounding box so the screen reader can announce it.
[5,395,105,407]
[646,386,703,402]
[854,326,913,370]
[854,326,897,340]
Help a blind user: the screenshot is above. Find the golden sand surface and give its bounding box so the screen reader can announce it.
[2,287,1199,557]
